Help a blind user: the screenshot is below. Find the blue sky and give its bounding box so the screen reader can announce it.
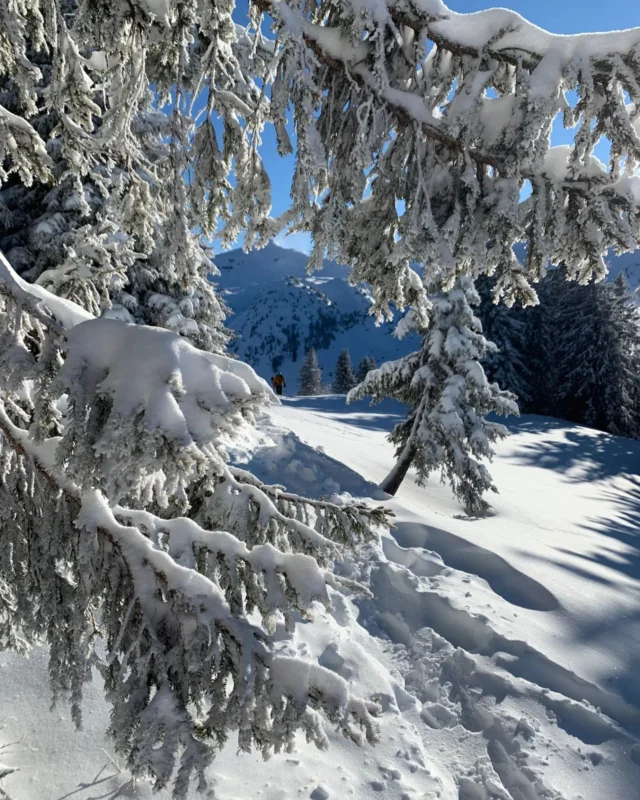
[223,0,639,253]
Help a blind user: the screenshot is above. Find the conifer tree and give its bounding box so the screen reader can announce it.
[350,279,518,511]
[356,356,377,385]
[0,0,235,352]
[522,268,565,417]
[554,275,640,438]
[333,348,357,393]
[607,275,640,439]
[0,254,384,797]
[298,348,323,395]
[475,276,532,407]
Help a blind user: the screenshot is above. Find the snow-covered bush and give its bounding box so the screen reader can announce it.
[0,254,386,797]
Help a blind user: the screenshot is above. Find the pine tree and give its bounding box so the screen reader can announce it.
[475,276,531,407]
[356,356,377,384]
[350,279,518,512]
[553,275,640,438]
[333,348,357,393]
[0,0,135,310]
[607,275,640,439]
[522,268,566,417]
[0,1,233,352]
[298,348,323,395]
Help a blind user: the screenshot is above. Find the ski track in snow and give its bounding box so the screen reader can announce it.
[2,396,640,799]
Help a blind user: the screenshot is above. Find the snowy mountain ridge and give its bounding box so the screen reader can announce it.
[214,242,417,387]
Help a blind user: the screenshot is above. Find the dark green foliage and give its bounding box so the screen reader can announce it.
[333,349,356,393]
[298,348,323,395]
[356,356,377,384]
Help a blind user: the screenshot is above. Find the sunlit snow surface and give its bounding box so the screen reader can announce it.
[2,396,640,799]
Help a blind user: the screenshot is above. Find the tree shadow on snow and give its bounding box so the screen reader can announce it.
[506,417,640,483]
[514,478,640,710]
[237,425,389,501]
[388,518,559,613]
[282,395,405,433]
[241,419,560,613]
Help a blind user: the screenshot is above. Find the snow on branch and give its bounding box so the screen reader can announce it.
[0,407,378,794]
[260,0,640,314]
[53,317,272,507]
[0,248,386,796]
[0,251,92,334]
[0,104,53,187]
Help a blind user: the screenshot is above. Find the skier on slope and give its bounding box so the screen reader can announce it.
[271,371,286,396]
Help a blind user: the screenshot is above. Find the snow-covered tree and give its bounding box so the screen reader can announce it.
[554,275,640,438]
[4,1,640,326]
[0,254,385,797]
[606,275,640,439]
[298,348,323,395]
[2,0,640,789]
[356,356,377,385]
[333,349,357,393]
[265,0,640,322]
[350,279,518,512]
[476,276,532,407]
[0,0,248,352]
[520,268,565,417]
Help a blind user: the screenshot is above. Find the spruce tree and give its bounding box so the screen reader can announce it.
[0,0,231,352]
[553,275,640,438]
[523,268,566,417]
[350,278,518,512]
[356,356,377,384]
[606,275,640,439]
[0,253,384,797]
[298,348,323,395]
[333,348,357,393]
[476,276,532,407]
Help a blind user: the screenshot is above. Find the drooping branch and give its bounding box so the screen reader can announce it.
[260,0,640,184]
[254,0,640,314]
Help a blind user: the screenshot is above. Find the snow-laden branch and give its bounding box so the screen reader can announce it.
[0,402,378,794]
[258,0,640,312]
[271,0,640,180]
[395,1,640,67]
[0,246,386,796]
[0,251,92,334]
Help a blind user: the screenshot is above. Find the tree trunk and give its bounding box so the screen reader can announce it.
[379,393,428,496]
[379,440,417,495]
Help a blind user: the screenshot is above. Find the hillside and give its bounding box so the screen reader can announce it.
[214,243,417,387]
[213,243,640,388]
[1,398,639,800]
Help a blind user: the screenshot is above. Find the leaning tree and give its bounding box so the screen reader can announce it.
[1,0,640,794]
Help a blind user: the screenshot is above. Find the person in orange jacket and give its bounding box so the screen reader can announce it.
[271,372,286,396]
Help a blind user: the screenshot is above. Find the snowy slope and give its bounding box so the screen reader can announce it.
[213,243,416,387]
[2,398,640,800]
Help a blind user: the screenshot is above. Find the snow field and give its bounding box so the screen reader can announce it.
[1,396,640,799]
